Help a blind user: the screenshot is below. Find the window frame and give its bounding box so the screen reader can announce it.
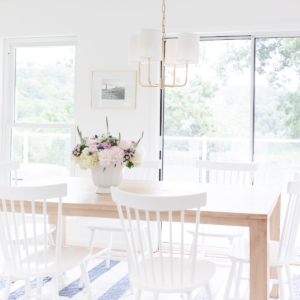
[160,33,300,181]
[1,36,77,177]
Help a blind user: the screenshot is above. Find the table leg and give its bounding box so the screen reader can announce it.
[270,194,281,298]
[48,215,67,246]
[250,219,269,300]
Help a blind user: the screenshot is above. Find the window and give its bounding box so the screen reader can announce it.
[2,37,76,184]
[162,36,300,188]
[254,37,300,186]
[163,38,251,183]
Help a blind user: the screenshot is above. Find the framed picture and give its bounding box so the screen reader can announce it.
[91,70,137,109]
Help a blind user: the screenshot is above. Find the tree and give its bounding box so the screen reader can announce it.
[164,73,218,138]
[216,37,300,139]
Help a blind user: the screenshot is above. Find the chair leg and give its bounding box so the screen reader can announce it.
[205,283,213,300]
[224,261,236,300]
[234,262,243,298]
[286,265,295,300]
[48,233,55,246]
[128,260,134,294]
[189,234,195,258]
[80,262,94,300]
[37,277,43,294]
[106,231,113,269]
[278,267,286,300]
[186,292,192,300]
[134,289,142,300]
[78,230,96,289]
[200,236,206,257]
[25,278,30,296]
[51,276,59,300]
[153,292,159,300]
[2,276,12,300]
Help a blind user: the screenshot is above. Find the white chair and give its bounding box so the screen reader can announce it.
[0,161,56,248]
[0,160,20,186]
[224,174,300,300]
[111,186,216,300]
[78,160,161,289]
[188,160,259,258]
[0,183,94,300]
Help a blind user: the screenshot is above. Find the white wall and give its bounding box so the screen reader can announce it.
[1,0,300,248]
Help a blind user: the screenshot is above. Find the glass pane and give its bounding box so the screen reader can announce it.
[254,38,300,187]
[11,127,71,184]
[163,39,251,183]
[14,46,75,123]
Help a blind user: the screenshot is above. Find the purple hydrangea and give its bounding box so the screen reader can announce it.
[72,144,81,156]
[101,142,112,149]
[93,141,103,150]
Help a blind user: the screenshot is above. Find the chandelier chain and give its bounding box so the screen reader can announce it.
[162,0,166,37]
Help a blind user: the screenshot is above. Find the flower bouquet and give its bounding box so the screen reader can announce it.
[71,117,144,193]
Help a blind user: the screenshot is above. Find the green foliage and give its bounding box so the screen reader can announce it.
[277,89,300,138]
[214,38,300,139]
[15,65,74,124]
[165,74,218,138]
[126,161,134,169]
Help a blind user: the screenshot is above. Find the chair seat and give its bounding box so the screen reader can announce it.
[10,224,56,242]
[86,218,146,232]
[131,257,216,293]
[227,239,297,267]
[4,245,90,277]
[187,224,244,238]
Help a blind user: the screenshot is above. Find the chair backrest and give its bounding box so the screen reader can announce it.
[0,184,67,276]
[123,160,161,181]
[0,161,20,186]
[294,170,300,181]
[196,160,258,185]
[278,179,300,262]
[111,187,207,288]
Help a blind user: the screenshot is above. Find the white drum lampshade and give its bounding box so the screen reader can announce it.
[128,35,147,65]
[176,33,199,64]
[138,29,162,61]
[165,39,184,68]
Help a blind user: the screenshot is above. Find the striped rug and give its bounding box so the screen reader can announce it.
[0,258,299,300]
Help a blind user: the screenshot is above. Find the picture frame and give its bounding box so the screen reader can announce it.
[91,70,137,109]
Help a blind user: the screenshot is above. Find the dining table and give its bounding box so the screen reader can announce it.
[14,176,281,300]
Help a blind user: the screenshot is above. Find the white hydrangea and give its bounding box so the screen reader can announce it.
[98,149,112,166]
[129,146,145,167]
[118,139,132,151]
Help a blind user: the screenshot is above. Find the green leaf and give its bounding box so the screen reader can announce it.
[77,126,85,145]
[106,116,110,135]
[103,167,106,172]
[126,161,134,169]
[134,131,144,149]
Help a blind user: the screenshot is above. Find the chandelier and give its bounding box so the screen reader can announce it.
[128,0,199,89]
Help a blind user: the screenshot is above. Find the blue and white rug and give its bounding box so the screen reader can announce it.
[0,258,299,300]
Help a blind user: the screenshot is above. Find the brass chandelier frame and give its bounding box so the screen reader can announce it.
[138,0,188,89]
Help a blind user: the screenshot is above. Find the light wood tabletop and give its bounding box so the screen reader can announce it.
[12,177,281,300]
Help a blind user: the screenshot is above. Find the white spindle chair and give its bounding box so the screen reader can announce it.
[0,162,56,273]
[224,173,300,300]
[0,160,20,186]
[188,160,259,258]
[111,186,216,300]
[78,160,161,289]
[0,184,94,300]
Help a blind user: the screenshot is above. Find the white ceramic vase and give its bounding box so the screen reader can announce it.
[91,163,125,194]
